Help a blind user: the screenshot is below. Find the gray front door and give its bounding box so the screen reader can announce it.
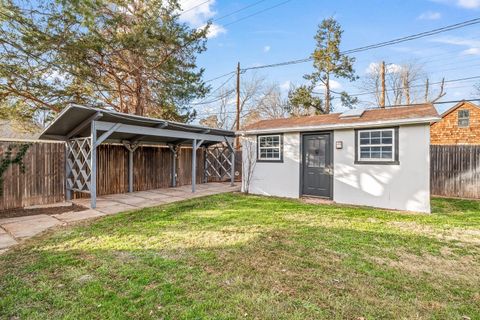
[302,133,333,198]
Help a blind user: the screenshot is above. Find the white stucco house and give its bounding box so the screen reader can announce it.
[239,103,440,213]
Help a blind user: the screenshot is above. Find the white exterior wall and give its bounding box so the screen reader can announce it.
[242,132,300,198]
[242,124,431,213]
[333,124,431,213]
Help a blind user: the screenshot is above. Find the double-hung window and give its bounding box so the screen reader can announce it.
[356,127,399,164]
[458,110,470,127]
[257,134,283,162]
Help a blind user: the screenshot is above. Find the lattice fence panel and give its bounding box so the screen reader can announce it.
[205,145,233,181]
[66,138,92,193]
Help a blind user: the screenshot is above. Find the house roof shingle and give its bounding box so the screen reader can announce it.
[241,103,440,133]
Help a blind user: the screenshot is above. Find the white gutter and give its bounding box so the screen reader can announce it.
[237,116,441,135]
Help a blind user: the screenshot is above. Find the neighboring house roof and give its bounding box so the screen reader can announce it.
[0,120,41,140]
[240,103,440,134]
[436,100,480,120]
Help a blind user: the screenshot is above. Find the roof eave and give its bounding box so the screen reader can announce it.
[237,116,441,135]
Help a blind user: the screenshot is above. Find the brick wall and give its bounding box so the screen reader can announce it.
[430,101,480,145]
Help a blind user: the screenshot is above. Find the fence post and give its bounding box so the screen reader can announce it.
[65,142,72,201]
[192,139,196,193]
[90,121,97,209]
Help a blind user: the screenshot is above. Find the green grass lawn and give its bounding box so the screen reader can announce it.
[1,194,480,319]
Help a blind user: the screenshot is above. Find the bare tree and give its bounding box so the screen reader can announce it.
[200,74,288,130]
[256,84,288,119]
[240,136,257,193]
[362,62,445,106]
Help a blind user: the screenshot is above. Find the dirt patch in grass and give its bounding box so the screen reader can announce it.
[370,248,480,282]
[0,203,87,219]
[389,221,480,244]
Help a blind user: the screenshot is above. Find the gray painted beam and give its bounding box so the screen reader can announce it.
[121,141,139,193]
[67,112,102,139]
[90,121,97,209]
[128,150,134,192]
[192,139,196,193]
[94,123,121,147]
[168,144,178,187]
[95,121,234,143]
[65,143,72,201]
[131,122,168,143]
[230,147,235,187]
[43,134,67,141]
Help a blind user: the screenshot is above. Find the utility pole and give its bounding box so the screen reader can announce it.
[380,61,386,108]
[403,68,410,105]
[424,78,429,102]
[235,62,241,149]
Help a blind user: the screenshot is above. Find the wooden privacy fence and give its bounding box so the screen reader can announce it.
[1,140,242,210]
[431,145,480,199]
[0,141,65,210]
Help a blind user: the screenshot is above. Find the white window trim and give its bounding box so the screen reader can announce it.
[257,134,282,161]
[357,128,396,162]
[458,110,470,128]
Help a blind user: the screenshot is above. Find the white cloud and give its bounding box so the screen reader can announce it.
[204,24,226,38]
[461,47,480,55]
[431,36,480,47]
[431,36,480,56]
[178,0,216,26]
[431,0,480,8]
[315,80,342,91]
[280,81,291,91]
[365,62,402,74]
[457,0,480,8]
[417,11,442,20]
[263,45,271,53]
[178,0,226,38]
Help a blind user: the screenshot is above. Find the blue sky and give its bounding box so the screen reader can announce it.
[179,0,480,115]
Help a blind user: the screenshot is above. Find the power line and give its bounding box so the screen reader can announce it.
[223,0,293,27]
[315,75,480,98]
[204,71,236,83]
[193,98,480,117]
[213,0,268,22]
[179,0,211,15]
[191,74,235,105]
[242,17,480,71]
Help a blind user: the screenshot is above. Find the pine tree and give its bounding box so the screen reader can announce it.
[0,0,210,123]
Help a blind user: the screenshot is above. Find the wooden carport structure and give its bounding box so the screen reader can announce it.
[39,105,236,208]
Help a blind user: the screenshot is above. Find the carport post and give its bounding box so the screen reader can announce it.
[65,144,72,201]
[90,121,97,209]
[192,139,196,193]
[128,150,134,193]
[122,141,139,193]
[168,144,177,187]
[230,147,235,187]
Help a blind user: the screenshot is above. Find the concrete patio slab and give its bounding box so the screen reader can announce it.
[1,215,62,239]
[0,233,17,249]
[134,200,167,208]
[112,196,153,206]
[128,191,171,200]
[0,182,240,254]
[95,203,138,215]
[0,214,50,225]
[53,209,106,223]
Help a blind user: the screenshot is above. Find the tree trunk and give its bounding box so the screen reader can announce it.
[325,74,330,114]
[135,70,143,116]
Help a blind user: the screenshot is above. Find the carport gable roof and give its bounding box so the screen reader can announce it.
[240,103,440,134]
[39,105,235,146]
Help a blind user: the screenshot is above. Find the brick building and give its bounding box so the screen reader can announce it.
[430,101,480,145]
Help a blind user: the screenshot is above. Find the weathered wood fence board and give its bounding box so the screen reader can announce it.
[1,140,241,210]
[0,141,66,210]
[430,145,480,199]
